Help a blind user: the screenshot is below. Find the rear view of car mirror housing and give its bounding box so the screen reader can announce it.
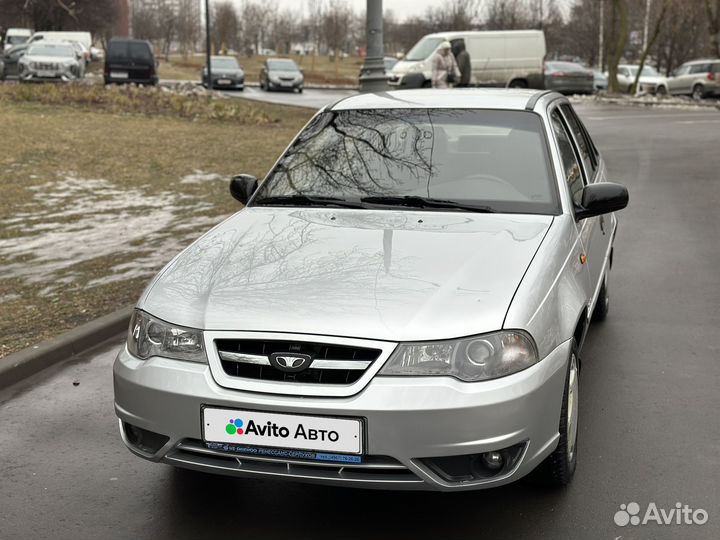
[575,182,629,221]
[229,174,259,205]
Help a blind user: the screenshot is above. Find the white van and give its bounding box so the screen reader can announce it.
[389,30,546,89]
[28,31,92,51]
[3,28,33,52]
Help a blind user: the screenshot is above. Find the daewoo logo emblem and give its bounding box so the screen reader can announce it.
[269,352,313,373]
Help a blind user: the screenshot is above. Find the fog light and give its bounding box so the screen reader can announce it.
[480,451,504,471]
[122,422,169,454]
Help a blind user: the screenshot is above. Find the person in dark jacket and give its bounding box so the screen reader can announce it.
[453,40,472,87]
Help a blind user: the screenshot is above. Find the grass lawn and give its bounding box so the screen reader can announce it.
[0,87,312,358]
[158,53,363,86]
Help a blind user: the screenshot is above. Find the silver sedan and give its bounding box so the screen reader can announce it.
[114,89,628,491]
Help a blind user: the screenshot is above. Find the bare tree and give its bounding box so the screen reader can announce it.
[484,0,532,30]
[176,0,199,57]
[320,0,352,72]
[631,0,670,93]
[0,0,118,33]
[705,0,720,57]
[607,0,629,93]
[212,1,239,54]
[240,0,274,56]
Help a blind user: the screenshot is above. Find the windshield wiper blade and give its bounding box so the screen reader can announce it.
[360,196,496,213]
[252,195,365,209]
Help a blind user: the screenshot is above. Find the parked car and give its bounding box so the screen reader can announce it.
[384,56,399,72]
[202,56,245,90]
[544,61,594,94]
[655,59,720,100]
[114,88,628,491]
[0,43,30,79]
[104,38,158,86]
[259,58,304,92]
[614,64,664,94]
[17,41,83,82]
[64,40,89,74]
[3,28,32,52]
[593,70,608,91]
[90,46,105,62]
[389,30,546,89]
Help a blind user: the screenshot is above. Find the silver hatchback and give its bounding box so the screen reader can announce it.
[114,89,628,491]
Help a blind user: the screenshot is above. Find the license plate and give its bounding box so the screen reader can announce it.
[110,71,128,79]
[218,78,231,85]
[37,71,56,78]
[203,407,362,454]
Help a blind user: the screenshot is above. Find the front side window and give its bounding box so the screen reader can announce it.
[253,109,560,215]
[550,109,585,205]
[560,104,596,177]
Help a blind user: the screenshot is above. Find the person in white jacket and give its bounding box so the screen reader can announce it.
[431,41,461,89]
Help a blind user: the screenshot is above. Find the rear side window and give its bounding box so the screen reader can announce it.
[108,41,153,64]
[689,63,711,74]
[551,109,585,205]
[560,104,597,177]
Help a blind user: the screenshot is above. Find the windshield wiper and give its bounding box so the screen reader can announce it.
[252,195,365,209]
[360,195,496,213]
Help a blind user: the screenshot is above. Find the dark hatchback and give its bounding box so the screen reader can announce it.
[104,39,158,86]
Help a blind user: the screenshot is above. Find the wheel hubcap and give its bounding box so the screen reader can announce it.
[567,353,579,462]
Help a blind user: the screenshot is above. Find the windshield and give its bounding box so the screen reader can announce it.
[404,37,443,61]
[27,43,74,57]
[108,41,152,63]
[7,35,29,46]
[212,57,240,69]
[268,59,298,71]
[253,109,560,215]
[546,62,586,72]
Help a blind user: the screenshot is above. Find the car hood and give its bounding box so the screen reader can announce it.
[211,67,244,76]
[140,208,553,341]
[269,70,301,77]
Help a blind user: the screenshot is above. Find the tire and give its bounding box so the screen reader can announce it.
[692,84,705,101]
[656,85,667,96]
[592,271,610,322]
[508,79,528,89]
[297,87,303,93]
[532,342,579,487]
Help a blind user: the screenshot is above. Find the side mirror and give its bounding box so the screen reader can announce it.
[575,182,629,221]
[229,174,258,205]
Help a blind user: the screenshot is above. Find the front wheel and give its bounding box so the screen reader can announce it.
[532,342,579,486]
[656,85,667,96]
[508,79,528,89]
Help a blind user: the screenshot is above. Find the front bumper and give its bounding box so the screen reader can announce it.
[114,339,571,491]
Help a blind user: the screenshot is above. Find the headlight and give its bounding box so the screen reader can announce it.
[379,331,538,382]
[127,310,206,363]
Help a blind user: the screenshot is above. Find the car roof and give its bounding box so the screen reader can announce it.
[684,58,720,64]
[330,89,561,112]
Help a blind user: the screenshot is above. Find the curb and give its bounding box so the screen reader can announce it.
[0,306,133,390]
[158,79,359,91]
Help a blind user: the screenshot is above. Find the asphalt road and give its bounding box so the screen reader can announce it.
[222,86,357,109]
[1,104,719,540]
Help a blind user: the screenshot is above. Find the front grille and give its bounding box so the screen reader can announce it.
[34,62,60,71]
[166,439,423,485]
[216,339,381,385]
[279,76,295,81]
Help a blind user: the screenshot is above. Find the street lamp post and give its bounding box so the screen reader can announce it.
[359,0,387,93]
[205,0,212,88]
